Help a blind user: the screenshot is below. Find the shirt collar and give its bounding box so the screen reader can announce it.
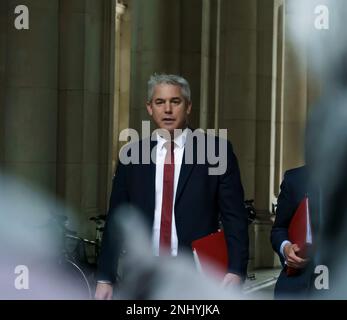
[156,128,188,150]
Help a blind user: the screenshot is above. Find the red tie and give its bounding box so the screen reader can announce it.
[159,141,175,255]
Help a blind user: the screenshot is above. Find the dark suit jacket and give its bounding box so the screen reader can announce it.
[97,131,249,283]
[271,166,314,298]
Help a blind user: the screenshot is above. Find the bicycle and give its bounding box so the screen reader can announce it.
[244,199,256,281]
[245,199,256,225]
[88,214,106,262]
[49,214,105,299]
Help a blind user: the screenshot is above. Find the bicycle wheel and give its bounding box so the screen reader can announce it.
[58,259,93,299]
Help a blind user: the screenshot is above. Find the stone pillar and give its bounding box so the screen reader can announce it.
[57,0,114,236]
[113,0,131,166]
[0,0,7,165]
[180,0,203,129]
[129,0,202,132]
[218,0,285,269]
[274,2,285,196]
[214,0,222,130]
[201,0,218,130]
[218,0,257,201]
[1,0,117,238]
[217,0,258,270]
[2,0,59,193]
[253,0,280,269]
[281,0,307,172]
[199,0,211,130]
[129,0,181,132]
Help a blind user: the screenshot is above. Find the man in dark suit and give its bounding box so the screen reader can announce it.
[271,166,315,299]
[95,74,249,299]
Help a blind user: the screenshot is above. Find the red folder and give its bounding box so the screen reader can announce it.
[287,196,312,276]
[191,230,228,277]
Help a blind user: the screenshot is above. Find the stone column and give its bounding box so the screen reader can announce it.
[218,0,257,202]
[129,0,181,132]
[180,0,203,129]
[253,0,281,269]
[113,0,131,166]
[0,0,7,165]
[200,0,218,130]
[2,0,59,193]
[57,0,114,236]
[217,0,257,270]
[129,0,203,132]
[218,0,285,269]
[274,2,285,196]
[281,0,308,172]
[199,0,211,130]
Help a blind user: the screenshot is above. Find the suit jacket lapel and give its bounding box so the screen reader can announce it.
[175,131,196,204]
[149,139,157,216]
[139,139,156,225]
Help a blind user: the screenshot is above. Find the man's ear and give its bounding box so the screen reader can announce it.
[186,101,192,115]
[146,102,153,116]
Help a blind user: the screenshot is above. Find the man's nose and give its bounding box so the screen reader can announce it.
[164,101,173,113]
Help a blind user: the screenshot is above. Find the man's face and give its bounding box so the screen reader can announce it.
[146,84,192,133]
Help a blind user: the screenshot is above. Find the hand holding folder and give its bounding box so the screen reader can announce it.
[191,230,228,279]
[286,196,312,276]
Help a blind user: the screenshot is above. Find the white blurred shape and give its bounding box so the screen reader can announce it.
[0,172,90,299]
[112,206,251,300]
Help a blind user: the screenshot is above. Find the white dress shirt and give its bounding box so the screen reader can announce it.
[97,129,187,284]
[152,128,187,256]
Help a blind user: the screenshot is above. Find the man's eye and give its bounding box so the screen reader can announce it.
[171,100,181,105]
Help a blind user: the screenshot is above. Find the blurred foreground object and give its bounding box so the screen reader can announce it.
[110,206,246,300]
[285,0,347,299]
[0,172,91,299]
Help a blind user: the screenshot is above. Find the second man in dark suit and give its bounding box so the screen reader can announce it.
[271,166,315,299]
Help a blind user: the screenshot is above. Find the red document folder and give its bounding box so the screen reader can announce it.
[287,196,312,276]
[191,230,228,277]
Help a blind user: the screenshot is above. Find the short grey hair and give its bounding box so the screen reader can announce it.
[147,73,191,103]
